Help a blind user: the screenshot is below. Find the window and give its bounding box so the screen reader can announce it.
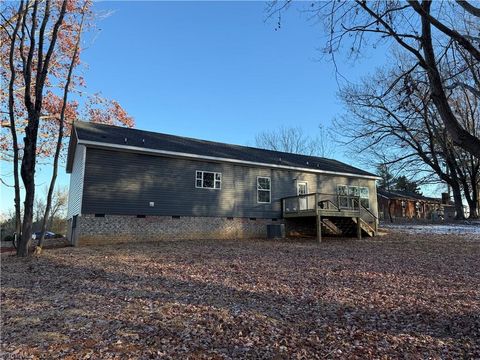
[337,185,370,209]
[348,186,360,197]
[337,185,349,208]
[257,176,271,203]
[349,186,359,208]
[196,171,221,189]
[359,187,370,209]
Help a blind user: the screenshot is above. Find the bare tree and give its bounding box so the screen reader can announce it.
[33,186,67,231]
[255,125,334,157]
[447,85,480,218]
[34,197,45,224]
[44,186,68,232]
[335,61,472,218]
[317,124,336,158]
[268,1,480,157]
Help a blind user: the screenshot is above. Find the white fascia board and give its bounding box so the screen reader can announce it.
[78,139,382,180]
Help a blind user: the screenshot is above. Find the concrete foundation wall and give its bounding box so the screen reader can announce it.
[72,214,281,246]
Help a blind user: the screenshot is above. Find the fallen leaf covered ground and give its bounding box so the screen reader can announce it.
[1,229,479,359]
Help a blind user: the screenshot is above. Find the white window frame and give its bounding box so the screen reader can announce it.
[297,181,308,195]
[257,176,271,204]
[195,170,221,190]
[337,184,370,209]
[359,186,370,209]
[337,184,349,209]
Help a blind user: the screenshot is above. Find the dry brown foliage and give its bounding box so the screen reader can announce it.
[1,230,479,358]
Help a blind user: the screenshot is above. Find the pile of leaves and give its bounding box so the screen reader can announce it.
[1,230,479,358]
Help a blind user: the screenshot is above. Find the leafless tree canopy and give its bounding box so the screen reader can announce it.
[335,56,479,218]
[267,1,480,218]
[268,1,480,158]
[255,126,335,157]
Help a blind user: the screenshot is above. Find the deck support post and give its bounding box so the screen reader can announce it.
[356,217,362,240]
[317,214,322,243]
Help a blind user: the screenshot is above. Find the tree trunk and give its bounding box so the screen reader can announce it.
[460,175,478,219]
[467,180,479,218]
[8,1,24,241]
[451,182,465,220]
[37,4,85,251]
[18,118,40,257]
[388,200,394,223]
[469,171,479,219]
[18,190,34,257]
[15,0,67,257]
[419,1,480,158]
[38,149,60,250]
[466,197,478,219]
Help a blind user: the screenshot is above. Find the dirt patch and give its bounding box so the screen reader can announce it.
[1,231,479,358]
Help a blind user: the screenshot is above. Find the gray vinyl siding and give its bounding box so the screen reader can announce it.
[82,148,277,218]
[66,144,86,219]
[81,147,378,219]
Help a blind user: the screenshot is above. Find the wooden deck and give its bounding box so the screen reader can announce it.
[284,209,361,218]
[282,193,378,242]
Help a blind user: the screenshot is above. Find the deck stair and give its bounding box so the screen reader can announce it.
[320,218,343,236]
[352,217,376,237]
[327,217,358,236]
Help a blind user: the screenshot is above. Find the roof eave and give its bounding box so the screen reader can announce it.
[77,139,382,180]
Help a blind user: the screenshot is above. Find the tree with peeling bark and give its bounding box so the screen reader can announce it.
[268,0,480,157]
[1,1,134,257]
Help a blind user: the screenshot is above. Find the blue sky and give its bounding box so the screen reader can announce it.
[1,1,390,215]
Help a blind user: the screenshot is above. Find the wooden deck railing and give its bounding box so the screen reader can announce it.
[282,193,379,233]
[282,193,361,215]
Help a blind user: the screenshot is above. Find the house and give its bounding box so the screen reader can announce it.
[66,122,380,246]
[377,188,454,221]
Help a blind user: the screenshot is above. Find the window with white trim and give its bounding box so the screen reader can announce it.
[337,185,349,208]
[196,171,221,189]
[348,185,360,197]
[257,177,271,203]
[359,187,370,209]
[337,185,370,209]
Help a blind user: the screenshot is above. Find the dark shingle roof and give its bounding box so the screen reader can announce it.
[377,188,441,202]
[70,121,378,178]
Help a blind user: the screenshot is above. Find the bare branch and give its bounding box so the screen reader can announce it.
[456,0,480,17]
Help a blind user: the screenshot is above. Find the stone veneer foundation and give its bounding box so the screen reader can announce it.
[68,214,282,246]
